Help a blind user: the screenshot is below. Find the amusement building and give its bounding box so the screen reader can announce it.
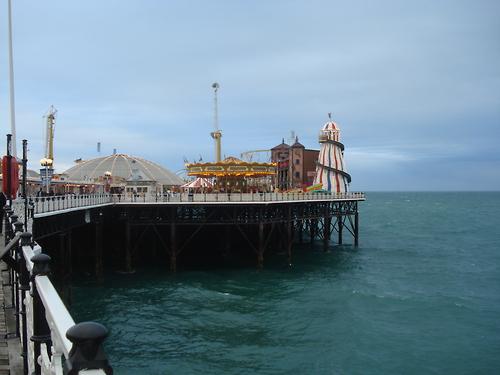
[271,136,319,191]
[61,153,183,195]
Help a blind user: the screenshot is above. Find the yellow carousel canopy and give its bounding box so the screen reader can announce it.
[186,156,276,177]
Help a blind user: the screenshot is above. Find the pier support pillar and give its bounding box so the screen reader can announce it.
[310,219,317,243]
[170,223,177,272]
[323,217,331,252]
[298,220,303,243]
[125,220,133,272]
[257,222,264,269]
[224,225,232,257]
[95,220,103,280]
[286,221,292,265]
[286,206,293,265]
[338,215,343,245]
[354,210,359,247]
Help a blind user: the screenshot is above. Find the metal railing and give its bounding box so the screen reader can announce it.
[114,191,365,203]
[2,206,112,375]
[13,192,366,216]
[31,194,113,215]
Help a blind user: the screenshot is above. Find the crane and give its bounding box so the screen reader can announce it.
[210,82,222,162]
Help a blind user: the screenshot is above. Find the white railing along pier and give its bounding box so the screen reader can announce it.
[2,206,113,375]
[28,191,365,215]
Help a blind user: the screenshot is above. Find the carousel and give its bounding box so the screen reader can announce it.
[185,156,276,192]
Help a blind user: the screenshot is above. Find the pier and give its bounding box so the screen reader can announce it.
[24,192,364,273]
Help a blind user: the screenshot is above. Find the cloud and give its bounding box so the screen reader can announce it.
[0,0,498,190]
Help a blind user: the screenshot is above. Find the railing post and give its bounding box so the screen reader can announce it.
[3,205,10,238]
[19,232,32,375]
[30,253,53,375]
[13,221,23,337]
[66,322,113,375]
[14,220,23,233]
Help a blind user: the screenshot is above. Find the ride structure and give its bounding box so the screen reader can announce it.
[210,82,222,162]
[185,84,277,192]
[185,156,276,192]
[313,114,352,193]
[43,106,57,167]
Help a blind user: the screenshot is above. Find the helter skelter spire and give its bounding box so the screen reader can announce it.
[313,114,352,193]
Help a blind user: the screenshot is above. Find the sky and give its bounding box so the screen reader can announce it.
[0,0,499,191]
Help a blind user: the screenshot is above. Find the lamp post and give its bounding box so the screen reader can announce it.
[104,171,112,193]
[40,158,53,194]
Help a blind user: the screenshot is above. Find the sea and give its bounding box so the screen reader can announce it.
[71,192,500,375]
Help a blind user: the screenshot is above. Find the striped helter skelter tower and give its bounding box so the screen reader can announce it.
[313,118,352,192]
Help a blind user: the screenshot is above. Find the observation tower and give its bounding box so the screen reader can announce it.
[313,115,351,193]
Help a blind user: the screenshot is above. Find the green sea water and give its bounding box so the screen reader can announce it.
[72,192,500,374]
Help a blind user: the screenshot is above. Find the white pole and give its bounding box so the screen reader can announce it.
[8,0,18,157]
[213,83,218,132]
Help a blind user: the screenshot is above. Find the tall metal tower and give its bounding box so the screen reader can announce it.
[210,82,222,162]
[44,106,57,166]
[8,0,17,156]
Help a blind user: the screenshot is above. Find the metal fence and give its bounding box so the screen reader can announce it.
[115,191,366,203]
[14,192,366,216]
[31,194,113,215]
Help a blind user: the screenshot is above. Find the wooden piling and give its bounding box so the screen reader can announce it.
[310,219,316,243]
[298,220,303,243]
[124,220,133,272]
[257,222,264,269]
[323,217,331,252]
[170,222,177,272]
[338,215,343,245]
[286,206,293,264]
[354,210,359,247]
[95,220,103,280]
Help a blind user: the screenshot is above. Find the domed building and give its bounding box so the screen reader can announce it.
[61,154,184,195]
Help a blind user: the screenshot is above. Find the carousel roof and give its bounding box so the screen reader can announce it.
[62,154,183,185]
[185,156,276,177]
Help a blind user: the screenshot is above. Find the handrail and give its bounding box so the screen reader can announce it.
[111,191,365,204]
[2,206,113,375]
[35,275,74,358]
[13,192,365,216]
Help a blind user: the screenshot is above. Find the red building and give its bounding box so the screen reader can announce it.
[271,137,319,190]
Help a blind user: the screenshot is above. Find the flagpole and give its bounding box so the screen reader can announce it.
[8,0,18,157]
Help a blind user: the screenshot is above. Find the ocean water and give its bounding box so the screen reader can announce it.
[72,192,500,374]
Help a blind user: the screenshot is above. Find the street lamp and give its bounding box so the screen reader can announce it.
[40,157,53,194]
[104,171,112,193]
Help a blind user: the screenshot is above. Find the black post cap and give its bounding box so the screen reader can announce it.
[31,253,51,278]
[20,232,32,246]
[13,221,23,232]
[66,322,113,375]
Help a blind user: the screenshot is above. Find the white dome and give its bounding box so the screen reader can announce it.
[62,154,183,185]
